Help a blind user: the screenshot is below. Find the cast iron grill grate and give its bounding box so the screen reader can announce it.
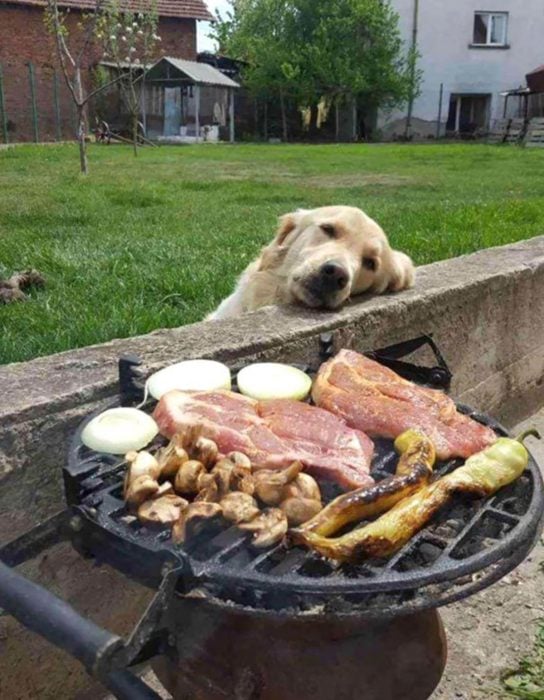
[64,338,544,618]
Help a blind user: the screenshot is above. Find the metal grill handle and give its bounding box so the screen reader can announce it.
[0,560,162,700]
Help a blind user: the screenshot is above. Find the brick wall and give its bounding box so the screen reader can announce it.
[0,4,197,142]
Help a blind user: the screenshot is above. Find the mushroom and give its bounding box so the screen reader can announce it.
[172,502,223,544]
[155,481,174,498]
[125,475,160,507]
[239,508,288,548]
[220,492,260,524]
[227,451,252,471]
[211,459,235,497]
[155,437,189,478]
[124,450,162,505]
[174,460,206,495]
[282,473,321,503]
[138,494,188,526]
[194,437,219,468]
[194,473,219,502]
[237,474,256,497]
[280,497,322,526]
[253,461,304,506]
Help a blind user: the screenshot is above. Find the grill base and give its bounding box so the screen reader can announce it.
[152,600,447,700]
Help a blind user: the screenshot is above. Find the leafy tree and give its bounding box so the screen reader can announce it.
[214,0,419,139]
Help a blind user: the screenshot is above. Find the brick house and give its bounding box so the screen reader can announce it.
[0,0,213,142]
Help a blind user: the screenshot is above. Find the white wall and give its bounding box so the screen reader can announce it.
[381,0,544,138]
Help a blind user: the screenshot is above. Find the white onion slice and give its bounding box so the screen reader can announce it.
[81,407,158,454]
[237,363,312,401]
[146,360,231,400]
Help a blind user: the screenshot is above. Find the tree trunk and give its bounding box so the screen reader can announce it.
[132,112,138,157]
[263,101,268,141]
[77,107,88,175]
[308,103,319,139]
[74,68,88,175]
[280,89,288,142]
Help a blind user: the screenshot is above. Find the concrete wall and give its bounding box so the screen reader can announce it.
[1,236,544,697]
[382,0,544,138]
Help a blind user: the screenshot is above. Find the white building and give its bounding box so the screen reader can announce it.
[380,0,544,139]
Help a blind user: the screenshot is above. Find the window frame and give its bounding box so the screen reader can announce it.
[472,11,509,47]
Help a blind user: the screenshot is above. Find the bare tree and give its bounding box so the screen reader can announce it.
[45,0,123,174]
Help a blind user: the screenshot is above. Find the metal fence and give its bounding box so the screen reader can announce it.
[0,61,81,144]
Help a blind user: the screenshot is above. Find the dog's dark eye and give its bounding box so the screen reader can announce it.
[362,257,377,271]
[320,223,336,237]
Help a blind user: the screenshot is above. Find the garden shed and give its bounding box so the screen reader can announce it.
[143,56,240,142]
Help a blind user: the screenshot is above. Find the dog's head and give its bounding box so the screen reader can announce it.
[259,206,415,310]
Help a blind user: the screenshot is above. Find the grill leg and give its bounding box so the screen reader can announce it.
[152,600,447,700]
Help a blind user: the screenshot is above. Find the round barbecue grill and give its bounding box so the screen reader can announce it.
[66,399,543,620]
[1,334,543,700]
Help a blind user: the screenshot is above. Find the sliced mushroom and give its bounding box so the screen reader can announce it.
[125,474,160,507]
[155,437,189,478]
[172,502,223,544]
[194,437,219,468]
[280,497,322,526]
[283,473,321,503]
[220,492,260,524]
[174,460,206,495]
[138,494,188,526]
[253,461,304,506]
[239,508,288,548]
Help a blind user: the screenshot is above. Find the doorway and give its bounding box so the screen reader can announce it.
[446,94,491,134]
[164,88,182,136]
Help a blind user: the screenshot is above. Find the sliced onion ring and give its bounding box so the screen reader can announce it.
[81,407,158,454]
[146,359,231,400]
[237,363,312,401]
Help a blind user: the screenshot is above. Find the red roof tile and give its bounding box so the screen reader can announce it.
[0,0,214,21]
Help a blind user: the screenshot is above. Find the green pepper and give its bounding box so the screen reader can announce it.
[293,429,540,563]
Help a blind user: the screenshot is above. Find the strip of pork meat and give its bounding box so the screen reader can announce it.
[153,389,374,490]
[312,349,496,461]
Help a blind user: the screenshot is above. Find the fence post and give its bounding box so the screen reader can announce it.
[0,63,8,144]
[27,61,39,142]
[436,83,444,139]
[53,70,61,141]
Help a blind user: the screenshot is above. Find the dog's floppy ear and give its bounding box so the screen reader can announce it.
[276,213,298,245]
[274,208,312,246]
[258,209,310,272]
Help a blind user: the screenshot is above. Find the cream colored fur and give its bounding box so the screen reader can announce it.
[207,205,415,320]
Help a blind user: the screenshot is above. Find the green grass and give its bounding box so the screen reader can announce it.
[501,622,544,699]
[1,141,544,365]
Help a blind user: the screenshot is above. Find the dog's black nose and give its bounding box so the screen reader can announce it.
[319,262,348,291]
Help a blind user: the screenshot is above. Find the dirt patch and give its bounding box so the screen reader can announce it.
[431,407,544,700]
[302,173,414,188]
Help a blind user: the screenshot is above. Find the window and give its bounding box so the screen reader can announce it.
[473,12,508,46]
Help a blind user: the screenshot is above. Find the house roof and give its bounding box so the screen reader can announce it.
[0,0,214,21]
[145,56,240,88]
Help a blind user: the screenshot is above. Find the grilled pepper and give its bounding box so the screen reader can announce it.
[294,429,539,563]
[293,429,435,538]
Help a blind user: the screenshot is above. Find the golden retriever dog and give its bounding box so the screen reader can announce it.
[207,205,414,320]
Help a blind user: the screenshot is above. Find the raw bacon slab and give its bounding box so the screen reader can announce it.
[312,349,496,461]
[153,390,374,489]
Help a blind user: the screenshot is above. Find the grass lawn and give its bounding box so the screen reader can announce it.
[1,141,544,365]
